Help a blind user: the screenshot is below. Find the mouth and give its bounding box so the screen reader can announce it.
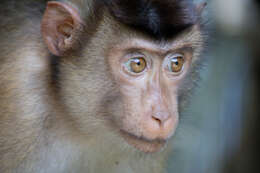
[120,130,167,153]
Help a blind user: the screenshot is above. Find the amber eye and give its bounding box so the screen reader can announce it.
[169,55,185,73]
[126,57,147,73]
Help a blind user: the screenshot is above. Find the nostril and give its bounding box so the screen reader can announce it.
[151,112,170,125]
[152,116,162,125]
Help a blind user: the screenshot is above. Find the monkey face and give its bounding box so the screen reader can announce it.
[106,37,195,152]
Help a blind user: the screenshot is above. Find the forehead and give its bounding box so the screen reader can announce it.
[105,23,204,55]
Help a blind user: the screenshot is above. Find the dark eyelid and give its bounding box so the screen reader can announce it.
[124,51,145,60]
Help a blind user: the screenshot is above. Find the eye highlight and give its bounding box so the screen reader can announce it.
[125,57,147,73]
[168,54,185,73]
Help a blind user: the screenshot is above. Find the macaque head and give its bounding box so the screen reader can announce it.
[41,0,206,153]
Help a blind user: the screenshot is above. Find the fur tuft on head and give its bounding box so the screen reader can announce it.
[100,0,198,40]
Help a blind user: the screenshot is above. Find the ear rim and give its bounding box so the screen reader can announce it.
[41,1,83,56]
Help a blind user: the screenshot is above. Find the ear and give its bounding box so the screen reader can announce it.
[196,2,207,17]
[41,1,84,56]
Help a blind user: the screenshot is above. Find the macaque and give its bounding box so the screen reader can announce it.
[0,0,207,172]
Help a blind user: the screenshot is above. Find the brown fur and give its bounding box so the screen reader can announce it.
[0,0,206,172]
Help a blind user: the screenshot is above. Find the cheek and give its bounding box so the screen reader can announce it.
[167,87,179,114]
[119,86,145,133]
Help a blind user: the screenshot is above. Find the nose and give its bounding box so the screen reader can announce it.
[143,110,175,140]
[151,111,170,126]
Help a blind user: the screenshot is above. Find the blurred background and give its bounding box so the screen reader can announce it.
[167,0,260,172]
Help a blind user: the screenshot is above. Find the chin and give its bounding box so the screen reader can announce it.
[120,130,167,153]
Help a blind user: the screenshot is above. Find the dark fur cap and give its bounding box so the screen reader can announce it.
[101,0,198,40]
